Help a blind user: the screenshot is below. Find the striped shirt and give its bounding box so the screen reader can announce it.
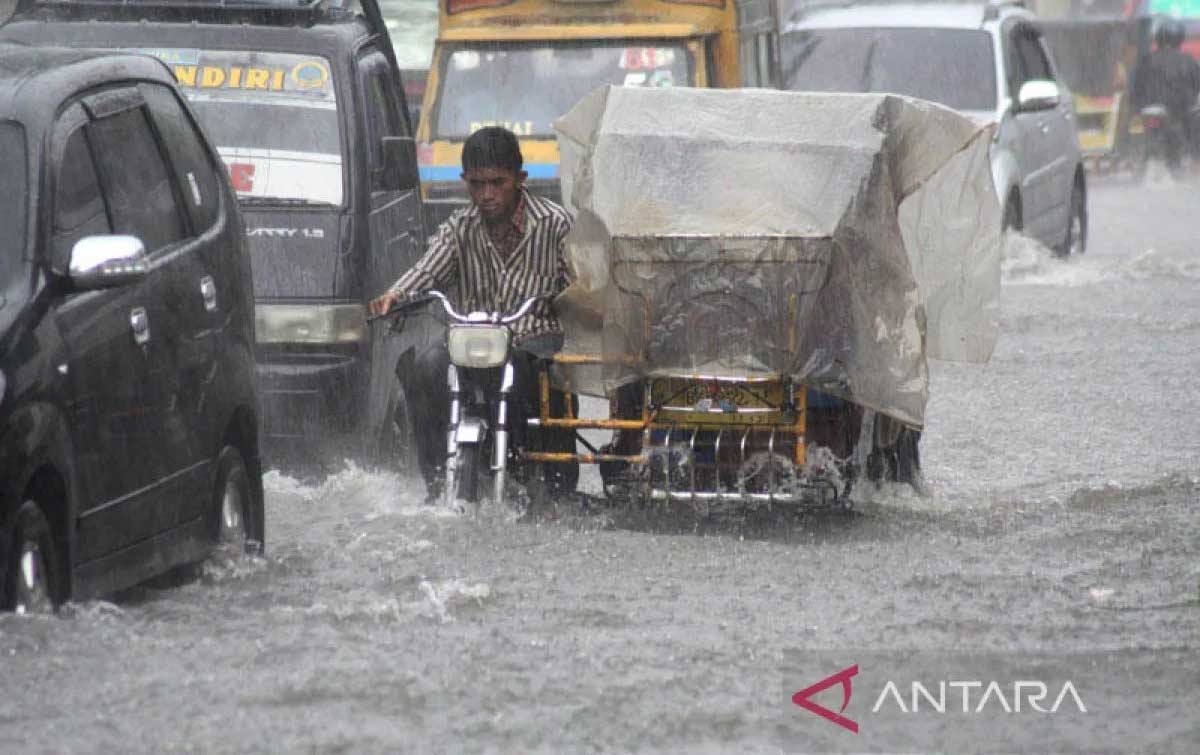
[389,189,573,342]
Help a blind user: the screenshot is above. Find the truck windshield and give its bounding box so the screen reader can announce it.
[130,48,344,205]
[782,28,997,113]
[432,41,695,139]
[0,121,26,282]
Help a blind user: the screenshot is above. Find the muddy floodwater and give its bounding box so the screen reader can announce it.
[2,182,1197,753]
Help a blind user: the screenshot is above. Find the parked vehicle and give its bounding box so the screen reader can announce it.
[2,0,428,454]
[0,45,263,612]
[416,0,783,228]
[783,0,1088,256]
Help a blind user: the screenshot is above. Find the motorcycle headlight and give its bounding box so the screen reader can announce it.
[255,303,367,344]
[447,325,510,368]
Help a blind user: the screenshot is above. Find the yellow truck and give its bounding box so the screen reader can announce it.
[416,0,780,224]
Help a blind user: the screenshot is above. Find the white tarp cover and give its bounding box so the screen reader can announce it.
[552,86,1001,426]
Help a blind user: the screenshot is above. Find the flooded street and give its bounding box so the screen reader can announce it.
[2,181,1197,753]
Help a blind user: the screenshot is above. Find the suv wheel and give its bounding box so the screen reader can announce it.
[4,500,60,614]
[1058,181,1087,257]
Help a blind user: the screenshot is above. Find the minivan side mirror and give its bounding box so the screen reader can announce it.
[1017,80,1061,112]
[68,235,148,291]
[380,135,419,192]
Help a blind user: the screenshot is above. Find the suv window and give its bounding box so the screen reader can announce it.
[140,82,222,233]
[0,121,26,282]
[1012,27,1054,88]
[52,110,111,269]
[88,105,186,255]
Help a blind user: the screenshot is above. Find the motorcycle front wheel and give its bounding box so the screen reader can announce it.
[455,442,480,503]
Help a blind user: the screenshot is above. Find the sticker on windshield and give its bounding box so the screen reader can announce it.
[649,70,675,88]
[469,120,534,136]
[619,47,677,71]
[451,50,482,70]
[130,49,336,100]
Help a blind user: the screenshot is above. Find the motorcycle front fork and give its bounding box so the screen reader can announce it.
[443,360,516,508]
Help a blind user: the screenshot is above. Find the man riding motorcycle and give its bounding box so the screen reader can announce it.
[1131,19,1200,176]
[369,127,577,501]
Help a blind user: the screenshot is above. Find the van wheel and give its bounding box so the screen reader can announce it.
[379,380,417,473]
[213,446,252,556]
[1058,182,1087,257]
[4,500,60,614]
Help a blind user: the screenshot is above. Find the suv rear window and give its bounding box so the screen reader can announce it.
[783,28,998,112]
[0,121,27,283]
[129,48,343,206]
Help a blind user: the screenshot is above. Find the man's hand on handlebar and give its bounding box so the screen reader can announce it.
[369,291,406,317]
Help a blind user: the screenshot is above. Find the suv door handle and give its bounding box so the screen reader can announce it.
[1039,122,1050,135]
[200,275,218,312]
[130,307,150,345]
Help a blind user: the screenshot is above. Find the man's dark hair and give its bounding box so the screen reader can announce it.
[461,126,523,173]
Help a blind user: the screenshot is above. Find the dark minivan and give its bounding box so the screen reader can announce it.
[3,0,427,453]
[0,45,263,611]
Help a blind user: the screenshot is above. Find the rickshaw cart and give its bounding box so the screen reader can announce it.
[524,87,1004,512]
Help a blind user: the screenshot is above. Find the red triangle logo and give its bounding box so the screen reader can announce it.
[792,664,859,733]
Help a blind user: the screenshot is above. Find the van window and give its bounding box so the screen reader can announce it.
[88,107,185,254]
[127,48,344,206]
[140,82,222,233]
[0,121,26,282]
[433,41,696,139]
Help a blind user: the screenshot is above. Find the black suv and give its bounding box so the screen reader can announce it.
[0,46,263,612]
[3,0,428,457]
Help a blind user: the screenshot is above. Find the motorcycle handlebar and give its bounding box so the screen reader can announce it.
[368,290,553,324]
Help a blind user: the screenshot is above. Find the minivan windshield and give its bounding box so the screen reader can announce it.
[130,48,344,205]
[782,28,998,112]
[433,41,695,139]
[1,121,26,282]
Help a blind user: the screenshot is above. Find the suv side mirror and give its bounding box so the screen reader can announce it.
[68,235,148,291]
[380,135,419,192]
[1017,80,1061,112]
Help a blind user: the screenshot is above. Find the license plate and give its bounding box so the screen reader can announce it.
[650,377,786,424]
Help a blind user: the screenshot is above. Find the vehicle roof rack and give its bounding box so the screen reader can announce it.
[785,0,1028,25]
[11,0,358,25]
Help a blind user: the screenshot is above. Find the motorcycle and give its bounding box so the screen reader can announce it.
[376,290,578,510]
[1134,104,1184,180]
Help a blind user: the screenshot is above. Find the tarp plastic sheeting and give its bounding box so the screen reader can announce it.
[552,86,1001,427]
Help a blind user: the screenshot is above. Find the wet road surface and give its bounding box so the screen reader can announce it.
[1,180,1197,753]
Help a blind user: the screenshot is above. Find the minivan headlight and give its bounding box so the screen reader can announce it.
[255,303,367,344]
[447,325,510,368]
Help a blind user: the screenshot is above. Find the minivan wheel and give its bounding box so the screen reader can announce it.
[4,500,60,615]
[213,446,251,555]
[1002,194,1022,233]
[1058,183,1087,257]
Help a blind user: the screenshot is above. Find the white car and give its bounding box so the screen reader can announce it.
[783,0,1087,256]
